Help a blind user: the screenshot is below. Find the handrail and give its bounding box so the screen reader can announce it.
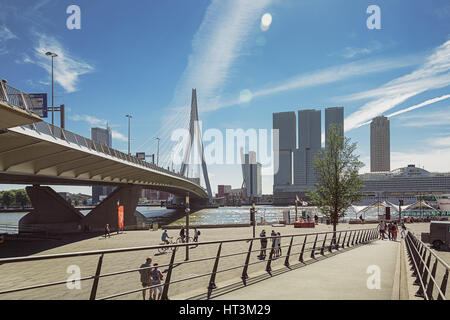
[0,228,378,300]
[404,231,448,300]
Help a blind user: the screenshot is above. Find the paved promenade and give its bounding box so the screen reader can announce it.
[213,239,399,300]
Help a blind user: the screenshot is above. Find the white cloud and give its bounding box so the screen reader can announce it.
[356,94,450,128]
[338,41,383,59]
[0,25,17,54]
[169,0,273,113]
[343,40,450,132]
[391,148,450,172]
[111,130,128,142]
[32,33,94,93]
[70,114,106,126]
[398,106,450,127]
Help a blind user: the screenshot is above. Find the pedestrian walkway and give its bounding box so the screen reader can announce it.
[213,239,400,300]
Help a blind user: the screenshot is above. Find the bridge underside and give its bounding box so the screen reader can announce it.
[0,101,42,130]
[0,126,207,200]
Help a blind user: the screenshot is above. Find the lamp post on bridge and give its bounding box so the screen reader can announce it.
[185,193,190,261]
[125,114,132,155]
[45,51,58,126]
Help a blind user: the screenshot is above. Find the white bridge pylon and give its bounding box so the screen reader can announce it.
[180,89,213,203]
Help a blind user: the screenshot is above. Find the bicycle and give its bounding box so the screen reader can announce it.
[176,236,193,244]
[157,238,177,253]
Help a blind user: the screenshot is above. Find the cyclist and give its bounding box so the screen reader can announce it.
[161,229,171,244]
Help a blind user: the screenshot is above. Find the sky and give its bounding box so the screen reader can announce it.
[0,0,449,195]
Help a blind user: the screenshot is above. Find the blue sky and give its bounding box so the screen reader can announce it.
[0,0,449,195]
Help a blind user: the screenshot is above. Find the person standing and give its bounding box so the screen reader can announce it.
[392,222,398,241]
[277,232,282,257]
[139,258,152,300]
[151,263,164,300]
[400,222,407,239]
[193,228,200,243]
[387,222,393,240]
[378,220,386,240]
[179,226,185,243]
[258,230,267,259]
[104,224,111,238]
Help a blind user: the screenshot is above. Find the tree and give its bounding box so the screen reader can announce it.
[15,189,30,209]
[1,190,15,208]
[307,124,364,242]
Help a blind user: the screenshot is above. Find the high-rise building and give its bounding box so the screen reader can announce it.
[242,151,262,199]
[273,112,296,186]
[325,107,344,147]
[370,116,390,172]
[91,125,114,204]
[294,109,321,186]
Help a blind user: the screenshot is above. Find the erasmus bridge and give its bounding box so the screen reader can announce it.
[0,79,212,233]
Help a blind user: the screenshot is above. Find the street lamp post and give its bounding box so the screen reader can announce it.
[45,51,58,125]
[155,137,160,166]
[185,193,190,261]
[125,114,132,155]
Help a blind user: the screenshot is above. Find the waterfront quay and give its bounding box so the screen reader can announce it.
[0,223,380,300]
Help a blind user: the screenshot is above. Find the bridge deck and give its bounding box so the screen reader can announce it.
[213,239,400,300]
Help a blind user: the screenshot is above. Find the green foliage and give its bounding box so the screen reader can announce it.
[307,124,364,228]
[15,189,30,209]
[82,199,88,206]
[1,190,16,208]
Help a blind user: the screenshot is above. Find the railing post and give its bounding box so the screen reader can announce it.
[416,253,431,298]
[311,234,318,259]
[284,236,294,268]
[351,231,357,246]
[299,235,307,263]
[437,269,448,300]
[335,231,342,250]
[207,243,222,299]
[347,231,352,247]
[266,239,276,275]
[89,253,104,300]
[241,240,253,285]
[320,234,327,255]
[426,258,438,300]
[341,231,347,249]
[161,245,177,300]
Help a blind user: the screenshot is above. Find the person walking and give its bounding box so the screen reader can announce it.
[151,263,164,300]
[193,228,200,243]
[258,230,267,259]
[387,222,393,240]
[400,222,407,239]
[139,258,152,300]
[277,232,282,257]
[104,224,111,238]
[179,226,185,243]
[392,222,398,241]
[378,220,386,240]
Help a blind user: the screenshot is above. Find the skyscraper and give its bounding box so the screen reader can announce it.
[273,112,296,186]
[370,116,390,172]
[242,151,262,199]
[91,125,115,204]
[294,109,321,186]
[325,107,344,148]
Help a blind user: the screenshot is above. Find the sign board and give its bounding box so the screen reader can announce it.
[118,205,124,229]
[28,93,48,118]
[136,152,145,160]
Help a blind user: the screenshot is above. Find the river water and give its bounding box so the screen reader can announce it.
[0,205,383,231]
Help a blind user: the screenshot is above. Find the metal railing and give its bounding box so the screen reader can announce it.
[404,231,449,300]
[16,121,203,190]
[0,228,378,300]
[0,81,38,113]
[0,224,48,235]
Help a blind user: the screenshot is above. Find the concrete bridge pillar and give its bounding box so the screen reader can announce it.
[81,184,146,232]
[20,185,84,233]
